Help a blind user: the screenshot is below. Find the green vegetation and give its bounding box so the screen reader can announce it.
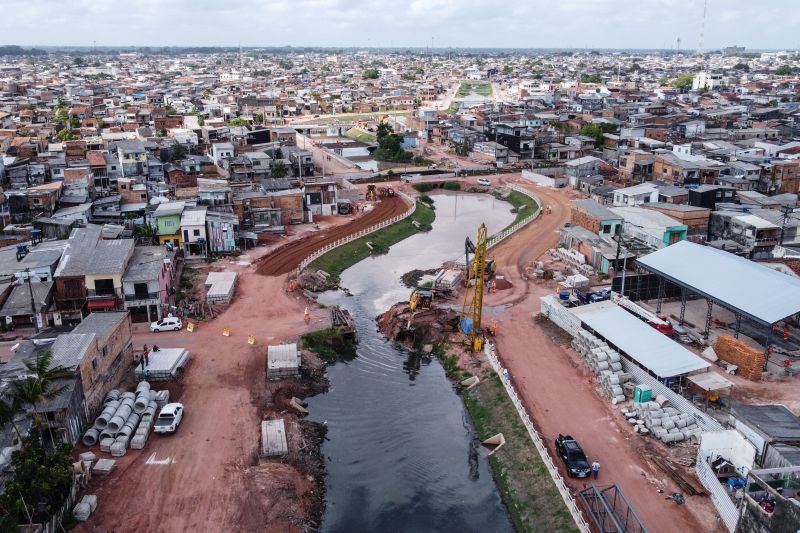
[345,127,377,143]
[580,122,618,144]
[671,74,694,91]
[464,374,579,533]
[228,117,250,129]
[443,181,461,191]
[456,81,492,97]
[309,200,435,280]
[495,190,539,228]
[580,74,602,83]
[300,328,354,362]
[373,122,412,162]
[733,63,750,71]
[363,68,379,79]
[445,103,460,115]
[271,161,288,179]
[171,141,187,161]
[776,64,796,76]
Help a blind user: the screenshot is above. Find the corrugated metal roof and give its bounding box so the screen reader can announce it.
[637,240,800,324]
[571,301,710,378]
[50,333,95,370]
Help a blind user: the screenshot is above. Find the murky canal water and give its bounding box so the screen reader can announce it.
[307,192,515,533]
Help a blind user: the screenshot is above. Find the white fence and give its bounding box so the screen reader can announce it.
[487,184,542,250]
[695,453,739,532]
[484,345,591,533]
[299,191,417,271]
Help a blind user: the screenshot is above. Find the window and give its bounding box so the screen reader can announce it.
[91,358,98,370]
[183,230,189,241]
[193,229,200,236]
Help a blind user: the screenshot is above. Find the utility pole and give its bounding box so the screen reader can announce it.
[780,205,794,246]
[24,268,39,334]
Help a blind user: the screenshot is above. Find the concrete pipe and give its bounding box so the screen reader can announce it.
[120,391,136,401]
[608,352,621,362]
[108,405,132,432]
[136,381,150,395]
[597,361,609,371]
[610,362,623,372]
[95,401,120,428]
[149,389,157,400]
[100,429,116,441]
[676,419,687,429]
[611,386,623,397]
[104,389,121,404]
[662,420,676,431]
[134,394,149,414]
[124,412,140,429]
[650,418,663,427]
[82,427,101,447]
[596,352,608,362]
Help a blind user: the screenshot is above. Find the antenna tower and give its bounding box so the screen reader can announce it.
[697,0,708,56]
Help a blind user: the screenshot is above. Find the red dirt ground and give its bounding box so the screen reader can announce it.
[256,195,409,275]
[481,179,719,533]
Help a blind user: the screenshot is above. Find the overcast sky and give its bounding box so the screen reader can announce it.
[2,0,799,50]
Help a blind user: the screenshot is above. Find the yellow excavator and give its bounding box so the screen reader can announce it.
[460,224,488,352]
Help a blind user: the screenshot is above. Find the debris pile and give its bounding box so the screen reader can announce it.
[376,302,459,346]
[298,269,337,292]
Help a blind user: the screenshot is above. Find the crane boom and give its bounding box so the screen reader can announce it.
[460,224,488,352]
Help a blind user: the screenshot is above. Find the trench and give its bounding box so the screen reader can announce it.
[305,191,515,532]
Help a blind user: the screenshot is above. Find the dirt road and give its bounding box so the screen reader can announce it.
[256,195,408,276]
[484,183,716,532]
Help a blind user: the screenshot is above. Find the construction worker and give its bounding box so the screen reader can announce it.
[491,322,498,337]
[304,307,310,323]
[784,326,789,342]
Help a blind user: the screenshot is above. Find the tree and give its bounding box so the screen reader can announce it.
[68,117,81,129]
[165,104,177,115]
[671,74,694,91]
[171,142,187,161]
[580,74,602,83]
[0,431,74,527]
[372,122,412,162]
[55,129,76,142]
[363,68,379,79]
[271,161,288,179]
[776,65,795,76]
[376,122,393,141]
[72,56,85,66]
[503,65,513,75]
[580,123,618,145]
[228,117,250,129]
[253,113,264,124]
[733,63,749,71]
[53,108,68,124]
[134,223,158,245]
[10,350,72,448]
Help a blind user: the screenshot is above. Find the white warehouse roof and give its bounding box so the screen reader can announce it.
[637,240,800,325]
[572,301,710,378]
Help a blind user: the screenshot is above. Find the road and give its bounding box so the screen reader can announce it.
[482,181,718,533]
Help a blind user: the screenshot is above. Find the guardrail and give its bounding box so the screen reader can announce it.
[487,184,542,250]
[484,344,591,533]
[299,191,417,271]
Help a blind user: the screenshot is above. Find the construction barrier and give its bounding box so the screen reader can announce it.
[298,191,417,271]
[248,335,255,345]
[223,327,231,337]
[483,344,590,533]
[187,323,194,333]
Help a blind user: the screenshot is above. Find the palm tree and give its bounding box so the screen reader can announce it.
[134,223,158,245]
[11,351,72,449]
[0,397,22,443]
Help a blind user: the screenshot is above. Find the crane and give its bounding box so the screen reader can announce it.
[460,224,488,352]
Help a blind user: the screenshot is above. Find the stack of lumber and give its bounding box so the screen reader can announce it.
[714,335,764,381]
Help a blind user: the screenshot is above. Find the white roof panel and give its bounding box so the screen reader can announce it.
[572,301,710,378]
[637,240,800,324]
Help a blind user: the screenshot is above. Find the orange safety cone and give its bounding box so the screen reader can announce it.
[304,307,310,323]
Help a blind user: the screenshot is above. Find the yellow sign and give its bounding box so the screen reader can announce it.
[223,327,231,337]
[247,335,255,345]
[187,322,195,333]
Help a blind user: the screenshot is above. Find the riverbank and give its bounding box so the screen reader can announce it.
[376,302,578,533]
[495,189,538,229]
[307,199,435,283]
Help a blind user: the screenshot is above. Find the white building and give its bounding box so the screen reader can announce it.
[613,183,659,207]
[180,207,208,258]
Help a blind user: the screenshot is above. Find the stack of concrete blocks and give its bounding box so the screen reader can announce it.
[571,330,629,404]
[631,401,701,443]
[154,389,170,408]
[205,271,238,304]
[131,399,159,450]
[74,494,98,521]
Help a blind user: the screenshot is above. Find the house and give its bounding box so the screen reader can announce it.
[154,201,185,247]
[211,142,235,166]
[564,156,601,184]
[303,180,339,217]
[570,199,622,236]
[642,203,710,243]
[689,185,737,210]
[612,183,659,207]
[206,210,239,255]
[53,226,134,323]
[709,211,780,259]
[0,281,54,329]
[115,140,148,177]
[608,206,688,250]
[471,141,509,164]
[122,246,176,323]
[181,207,208,257]
[653,152,726,186]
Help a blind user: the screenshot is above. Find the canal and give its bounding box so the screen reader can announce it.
[307,191,516,532]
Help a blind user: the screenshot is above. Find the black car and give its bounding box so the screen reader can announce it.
[555,434,590,478]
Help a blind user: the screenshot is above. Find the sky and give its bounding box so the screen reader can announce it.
[2,0,799,50]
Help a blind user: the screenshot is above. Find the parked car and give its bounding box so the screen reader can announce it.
[477,177,491,186]
[555,434,590,478]
[154,403,184,434]
[150,316,183,332]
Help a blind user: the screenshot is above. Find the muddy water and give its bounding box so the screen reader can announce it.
[307,192,515,533]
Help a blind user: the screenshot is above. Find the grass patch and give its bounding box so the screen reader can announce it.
[464,375,579,533]
[345,127,376,143]
[300,328,354,362]
[445,103,460,115]
[456,81,493,98]
[412,183,434,193]
[308,200,435,281]
[494,190,539,229]
[443,181,461,191]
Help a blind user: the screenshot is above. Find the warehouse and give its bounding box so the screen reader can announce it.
[571,300,710,380]
[636,240,800,350]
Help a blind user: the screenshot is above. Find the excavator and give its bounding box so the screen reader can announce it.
[460,224,488,352]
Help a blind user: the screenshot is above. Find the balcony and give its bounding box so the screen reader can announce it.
[87,288,122,311]
[124,292,160,302]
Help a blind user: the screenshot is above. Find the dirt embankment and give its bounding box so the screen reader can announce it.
[376,301,460,348]
[256,196,408,276]
[242,351,330,533]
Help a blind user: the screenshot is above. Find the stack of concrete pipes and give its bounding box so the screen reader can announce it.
[131,395,158,450]
[81,383,159,454]
[571,330,629,404]
[630,401,701,443]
